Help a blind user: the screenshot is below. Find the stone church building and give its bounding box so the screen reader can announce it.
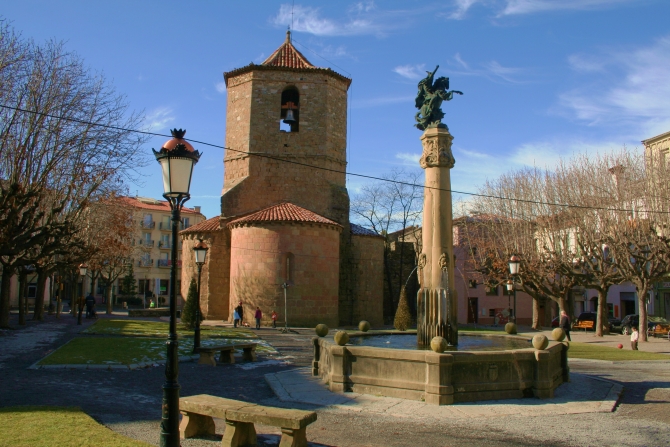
[180,32,384,328]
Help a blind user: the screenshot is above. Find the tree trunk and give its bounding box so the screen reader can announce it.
[47,273,55,315]
[106,279,113,315]
[638,284,649,342]
[32,269,48,321]
[531,296,541,330]
[557,295,567,315]
[595,288,608,337]
[18,270,27,325]
[397,240,405,307]
[0,265,13,328]
[69,274,77,316]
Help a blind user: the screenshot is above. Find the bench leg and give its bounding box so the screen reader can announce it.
[278,427,307,447]
[198,352,217,367]
[219,350,235,364]
[242,347,257,362]
[179,411,215,439]
[221,420,257,447]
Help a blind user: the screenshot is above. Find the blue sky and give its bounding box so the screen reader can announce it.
[3,0,669,219]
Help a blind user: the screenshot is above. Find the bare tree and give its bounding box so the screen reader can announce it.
[0,23,147,326]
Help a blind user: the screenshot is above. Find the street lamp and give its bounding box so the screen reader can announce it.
[280,282,298,334]
[508,255,521,322]
[193,240,209,353]
[153,128,201,447]
[77,263,87,325]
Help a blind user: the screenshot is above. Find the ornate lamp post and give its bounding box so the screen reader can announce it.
[508,255,521,323]
[77,264,87,325]
[153,128,201,447]
[192,240,209,353]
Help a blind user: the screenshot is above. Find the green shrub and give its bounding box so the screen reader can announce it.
[394,286,413,331]
[181,278,198,329]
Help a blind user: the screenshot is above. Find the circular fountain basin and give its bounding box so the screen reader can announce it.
[348,333,531,351]
[313,331,569,406]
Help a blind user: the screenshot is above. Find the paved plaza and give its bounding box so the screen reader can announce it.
[1,314,669,446]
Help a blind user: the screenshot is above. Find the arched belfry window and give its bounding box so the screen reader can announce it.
[280,87,299,133]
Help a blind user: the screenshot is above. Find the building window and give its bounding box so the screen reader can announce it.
[159,279,169,295]
[279,87,299,132]
[485,283,498,296]
[27,284,37,298]
[284,252,295,284]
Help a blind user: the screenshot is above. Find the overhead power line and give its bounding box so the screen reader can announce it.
[1,103,665,215]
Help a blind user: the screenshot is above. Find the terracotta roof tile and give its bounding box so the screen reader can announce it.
[262,31,315,69]
[180,216,221,234]
[118,196,203,215]
[227,202,340,228]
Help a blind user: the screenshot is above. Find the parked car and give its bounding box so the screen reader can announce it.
[618,314,657,335]
[608,317,621,332]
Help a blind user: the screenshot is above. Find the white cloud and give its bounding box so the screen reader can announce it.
[395,152,420,166]
[560,35,670,136]
[215,82,227,94]
[448,0,483,20]
[499,0,634,16]
[272,4,378,36]
[146,107,175,131]
[448,53,526,84]
[393,64,426,80]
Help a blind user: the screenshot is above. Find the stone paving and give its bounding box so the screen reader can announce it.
[1,314,669,446]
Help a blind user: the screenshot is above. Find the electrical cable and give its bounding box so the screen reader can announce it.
[1,103,666,215]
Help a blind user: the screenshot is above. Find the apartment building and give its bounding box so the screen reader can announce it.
[121,196,206,306]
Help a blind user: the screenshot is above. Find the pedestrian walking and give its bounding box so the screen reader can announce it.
[631,326,639,350]
[271,310,278,328]
[255,307,262,329]
[560,310,572,342]
[85,294,96,319]
[234,301,244,328]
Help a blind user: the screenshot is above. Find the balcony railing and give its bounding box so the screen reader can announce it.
[139,239,154,248]
[158,241,171,249]
[159,221,190,230]
[157,259,183,268]
[137,259,154,267]
[140,221,156,229]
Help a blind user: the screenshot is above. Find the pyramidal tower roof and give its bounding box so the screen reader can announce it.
[223,31,351,88]
[261,30,315,69]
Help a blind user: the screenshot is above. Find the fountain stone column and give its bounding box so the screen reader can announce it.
[417,127,458,346]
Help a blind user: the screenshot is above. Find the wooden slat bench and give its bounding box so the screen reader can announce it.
[573,321,595,332]
[197,343,257,366]
[180,394,317,447]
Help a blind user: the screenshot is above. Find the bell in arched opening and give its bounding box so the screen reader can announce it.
[280,87,299,132]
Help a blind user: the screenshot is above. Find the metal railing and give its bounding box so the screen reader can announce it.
[140,221,156,229]
[139,239,155,247]
[137,259,154,267]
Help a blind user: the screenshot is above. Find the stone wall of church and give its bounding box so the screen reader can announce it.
[228,222,341,328]
[181,228,231,320]
[222,69,349,224]
[349,234,385,327]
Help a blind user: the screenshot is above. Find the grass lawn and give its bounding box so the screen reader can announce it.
[84,319,255,340]
[0,406,151,447]
[40,320,276,365]
[567,342,670,361]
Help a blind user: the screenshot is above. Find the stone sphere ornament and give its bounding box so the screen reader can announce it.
[430,336,448,353]
[532,334,549,350]
[505,322,517,334]
[617,343,623,349]
[334,331,349,346]
[315,324,329,337]
[551,328,566,341]
[358,320,371,332]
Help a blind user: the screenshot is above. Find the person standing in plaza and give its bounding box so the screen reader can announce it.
[254,307,262,329]
[631,326,639,350]
[271,310,278,328]
[234,301,244,328]
[560,310,572,342]
[85,294,96,319]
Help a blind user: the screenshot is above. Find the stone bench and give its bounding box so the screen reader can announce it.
[180,394,317,447]
[197,343,257,366]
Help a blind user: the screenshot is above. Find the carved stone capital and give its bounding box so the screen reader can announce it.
[419,129,455,169]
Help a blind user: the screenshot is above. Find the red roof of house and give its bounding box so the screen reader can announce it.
[227,202,340,228]
[180,216,221,234]
[119,196,203,215]
[262,31,315,69]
